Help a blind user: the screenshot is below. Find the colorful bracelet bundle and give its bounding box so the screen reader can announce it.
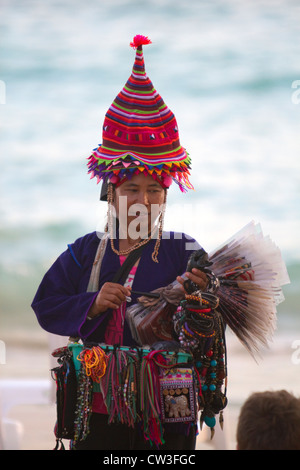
[173,293,219,354]
[78,346,108,382]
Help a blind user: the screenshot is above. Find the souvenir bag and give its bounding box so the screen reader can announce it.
[51,346,78,448]
[159,367,196,425]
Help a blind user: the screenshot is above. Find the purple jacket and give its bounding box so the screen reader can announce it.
[32,231,200,346]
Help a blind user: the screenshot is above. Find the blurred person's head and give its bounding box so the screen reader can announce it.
[236,390,300,450]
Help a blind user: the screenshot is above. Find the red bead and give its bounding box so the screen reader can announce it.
[217,370,226,380]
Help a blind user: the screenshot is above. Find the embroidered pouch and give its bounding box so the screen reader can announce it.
[159,367,196,424]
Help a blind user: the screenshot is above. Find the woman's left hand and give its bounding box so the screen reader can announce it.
[176,268,208,293]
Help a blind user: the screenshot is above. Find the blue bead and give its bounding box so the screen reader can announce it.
[196,361,202,368]
[202,384,208,391]
[210,360,217,367]
[210,373,216,378]
[204,416,216,428]
[209,384,216,391]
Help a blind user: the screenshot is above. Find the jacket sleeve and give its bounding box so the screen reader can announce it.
[31,237,109,340]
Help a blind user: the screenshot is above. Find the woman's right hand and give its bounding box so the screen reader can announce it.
[87,282,131,319]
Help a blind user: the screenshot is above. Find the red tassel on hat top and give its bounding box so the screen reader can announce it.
[130,34,152,49]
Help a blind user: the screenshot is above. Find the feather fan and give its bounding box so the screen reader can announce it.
[126,221,290,358]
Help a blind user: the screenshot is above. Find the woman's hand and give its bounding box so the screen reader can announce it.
[87,282,131,319]
[176,268,208,293]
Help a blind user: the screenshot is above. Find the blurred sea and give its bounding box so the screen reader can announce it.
[0,0,300,364]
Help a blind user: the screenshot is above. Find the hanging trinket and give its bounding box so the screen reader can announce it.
[173,277,228,440]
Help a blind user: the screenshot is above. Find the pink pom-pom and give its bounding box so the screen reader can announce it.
[162,175,173,188]
[130,35,152,49]
[109,175,119,184]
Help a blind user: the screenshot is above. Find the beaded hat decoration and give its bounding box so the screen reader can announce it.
[87,35,194,193]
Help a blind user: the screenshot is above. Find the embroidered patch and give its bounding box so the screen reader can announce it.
[159,368,196,423]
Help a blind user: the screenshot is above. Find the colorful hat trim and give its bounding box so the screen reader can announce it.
[87,35,194,192]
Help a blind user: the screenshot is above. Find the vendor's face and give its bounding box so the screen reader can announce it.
[114,173,166,239]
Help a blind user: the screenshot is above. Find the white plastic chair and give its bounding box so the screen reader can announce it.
[0,378,52,450]
[0,333,67,450]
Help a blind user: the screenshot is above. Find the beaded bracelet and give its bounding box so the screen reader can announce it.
[185,294,209,304]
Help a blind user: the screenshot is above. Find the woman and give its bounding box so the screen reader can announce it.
[32,35,207,450]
